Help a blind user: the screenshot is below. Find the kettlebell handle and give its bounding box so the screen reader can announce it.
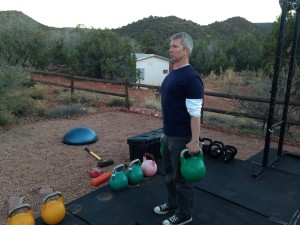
[43,191,64,204]
[180,149,201,159]
[112,164,126,173]
[200,137,212,144]
[143,153,155,161]
[8,203,32,217]
[129,159,141,168]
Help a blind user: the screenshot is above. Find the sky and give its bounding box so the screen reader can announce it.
[1,0,283,29]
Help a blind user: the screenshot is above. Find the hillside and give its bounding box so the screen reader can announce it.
[113,15,272,42]
[0,10,47,29]
[0,10,274,74]
[0,10,272,42]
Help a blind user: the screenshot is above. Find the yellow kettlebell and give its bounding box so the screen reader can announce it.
[41,191,66,225]
[8,203,35,225]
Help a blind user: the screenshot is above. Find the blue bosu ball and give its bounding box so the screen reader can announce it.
[62,126,99,145]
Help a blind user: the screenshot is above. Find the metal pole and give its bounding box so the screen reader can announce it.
[262,0,289,167]
[278,6,300,156]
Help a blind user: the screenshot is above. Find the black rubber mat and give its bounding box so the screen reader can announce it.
[157,152,300,224]
[35,174,282,225]
[192,188,281,225]
[35,211,89,225]
[246,148,279,165]
[247,148,300,176]
[272,155,300,176]
[34,149,300,225]
[197,158,299,223]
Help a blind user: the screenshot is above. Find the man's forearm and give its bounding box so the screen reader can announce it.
[190,116,200,143]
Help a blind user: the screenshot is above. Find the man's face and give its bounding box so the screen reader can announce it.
[169,38,188,63]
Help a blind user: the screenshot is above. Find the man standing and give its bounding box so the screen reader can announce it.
[154,32,204,225]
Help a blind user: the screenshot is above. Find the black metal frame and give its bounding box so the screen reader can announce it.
[253,0,300,178]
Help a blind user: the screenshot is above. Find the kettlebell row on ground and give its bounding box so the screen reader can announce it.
[110,153,158,191]
[8,191,66,225]
[7,145,206,225]
[200,137,238,162]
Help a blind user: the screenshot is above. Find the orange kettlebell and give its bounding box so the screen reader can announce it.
[8,203,35,225]
[41,191,66,225]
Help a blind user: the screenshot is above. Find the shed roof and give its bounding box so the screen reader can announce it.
[135,53,171,62]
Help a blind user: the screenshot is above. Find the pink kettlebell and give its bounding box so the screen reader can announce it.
[141,153,157,177]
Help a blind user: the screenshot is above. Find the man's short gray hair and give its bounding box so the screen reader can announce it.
[170,32,193,56]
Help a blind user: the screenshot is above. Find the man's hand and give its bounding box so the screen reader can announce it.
[186,141,201,155]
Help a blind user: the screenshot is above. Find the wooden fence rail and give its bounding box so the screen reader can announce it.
[35,80,126,97]
[205,91,300,106]
[32,71,300,126]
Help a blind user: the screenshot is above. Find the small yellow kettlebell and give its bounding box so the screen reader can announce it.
[7,203,35,225]
[41,191,66,225]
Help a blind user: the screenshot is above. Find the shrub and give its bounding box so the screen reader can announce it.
[106,96,132,108]
[45,104,88,119]
[143,96,161,111]
[29,84,47,99]
[32,100,47,117]
[5,93,35,117]
[0,63,35,122]
[52,88,64,95]
[60,91,98,105]
[203,112,264,136]
[0,106,15,126]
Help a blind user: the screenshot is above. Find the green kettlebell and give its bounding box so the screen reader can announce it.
[109,164,128,191]
[126,159,144,185]
[160,134,165,157]
[180,149,206,182]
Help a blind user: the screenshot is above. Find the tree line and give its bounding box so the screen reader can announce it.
[0,11,299,80]
[0,10,299,126]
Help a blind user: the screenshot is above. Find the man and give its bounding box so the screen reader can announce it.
[154,32,204,225]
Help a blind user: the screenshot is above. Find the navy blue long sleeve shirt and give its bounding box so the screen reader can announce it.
[161,65,204,136]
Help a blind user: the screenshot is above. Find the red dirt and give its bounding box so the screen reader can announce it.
[31,73,299,147]
[32,74,233,110]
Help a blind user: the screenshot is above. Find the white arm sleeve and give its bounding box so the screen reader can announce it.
[186,99,203,117]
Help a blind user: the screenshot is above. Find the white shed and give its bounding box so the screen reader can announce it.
[135,53,171,86]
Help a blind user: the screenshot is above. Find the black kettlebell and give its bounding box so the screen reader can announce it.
[209,141,224,158]
[222,145,237,162]
[200,137,213,154]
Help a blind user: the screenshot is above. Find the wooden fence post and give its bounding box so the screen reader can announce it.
[70,74,75,102]
[124,79,130,109]
[201,97,204,124]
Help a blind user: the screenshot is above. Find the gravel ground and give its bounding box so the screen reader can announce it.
[1,109,299,224]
